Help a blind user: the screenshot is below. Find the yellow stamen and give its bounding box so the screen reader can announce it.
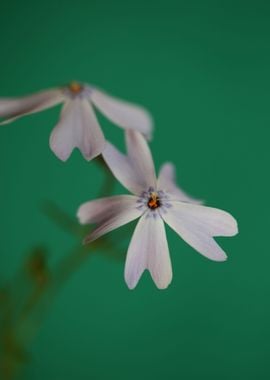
[148,192,160,209]
[69,81,83,94]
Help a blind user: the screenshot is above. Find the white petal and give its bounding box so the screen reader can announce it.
[0,89,64,124]
[102,142,144,195]
[125,213,172,289]
[102,130,157,195]
[125,130,156,190]
[162,202,238,261]
[158,162,202,204]
[77,195,142,243]
[91,87,153,138]
[49,99,105,161]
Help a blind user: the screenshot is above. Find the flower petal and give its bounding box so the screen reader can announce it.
[162,202,238,262]
[91,87,153,138]
[102,142,144,195]
[49,99,105,161]
[158,162,202,204]
[102,130,157,195]
[77,195,142,243]
[0,89,64,124]
[125,213,172,289]
[125,130,156,190]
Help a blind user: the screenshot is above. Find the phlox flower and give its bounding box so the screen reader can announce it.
[0,82,152,161]
[77,131,238,289]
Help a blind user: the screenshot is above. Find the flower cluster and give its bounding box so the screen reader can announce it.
[0,81,238,289]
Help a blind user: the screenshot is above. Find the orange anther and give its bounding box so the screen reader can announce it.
[69,81,82,94]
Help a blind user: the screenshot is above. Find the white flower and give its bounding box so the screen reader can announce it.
[77,131,238,290]
[0,82,153,161]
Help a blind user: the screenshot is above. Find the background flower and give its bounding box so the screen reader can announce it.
[0,82,153,161]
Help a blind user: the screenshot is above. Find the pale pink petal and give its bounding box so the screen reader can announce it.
[102,142,144,195]
[0,89,64,124]
[77,195,142,243]
[158,162,202,204]
[102,130,157,195]
[162,202,238,262]
[125,130,156,190]
[49,99,105,161]
[91,87,153,138]
[125,213,172,290]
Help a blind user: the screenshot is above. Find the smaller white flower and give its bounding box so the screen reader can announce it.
[77,131,238,289]
[0,81,153,161]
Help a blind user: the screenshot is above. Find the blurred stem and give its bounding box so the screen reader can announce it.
[0,155,119,380]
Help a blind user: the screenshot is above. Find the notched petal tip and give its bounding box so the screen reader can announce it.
[76,208,84,225]
[50,144,71,162]
[156,282,171,290]
[151,268,173,290]
[124,267,141,290]
[76,201,98,225]
[49,99,106,162]
[83,148,103,162]
[126,281,136,290]
[125,269,172,290]
[124,214,172,289]
[144,126,154,141]
[210,251,228,262]
[216,210,239,237]
[230,217,239,237]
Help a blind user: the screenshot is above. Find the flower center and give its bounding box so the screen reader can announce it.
[69,81,83,94]
[147,192,160,209]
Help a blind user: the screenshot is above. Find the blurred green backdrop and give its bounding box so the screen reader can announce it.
[0,0,269,379]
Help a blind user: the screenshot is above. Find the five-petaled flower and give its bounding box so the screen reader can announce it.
[0,81,152,161]
[77,131,238,290]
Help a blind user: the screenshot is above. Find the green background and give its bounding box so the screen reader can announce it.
[0,0,269,379]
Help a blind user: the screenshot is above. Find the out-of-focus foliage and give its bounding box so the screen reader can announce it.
[0,168,129,379]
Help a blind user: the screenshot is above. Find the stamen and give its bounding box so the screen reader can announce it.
[147,192,160,210]
[69,81,83,94]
